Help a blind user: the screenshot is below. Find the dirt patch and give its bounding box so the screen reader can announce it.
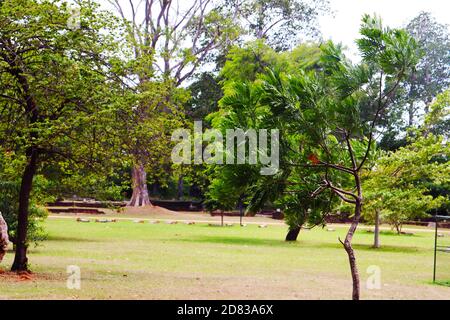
[0,270,63,283]
[0,270,35,282]
[121,205,178,215]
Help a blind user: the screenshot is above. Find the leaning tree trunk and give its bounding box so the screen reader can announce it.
[373,209,380,248]
[11,149,38,272]
[127,164,152,207]
[342,198,362,300]
[285,226,301,241]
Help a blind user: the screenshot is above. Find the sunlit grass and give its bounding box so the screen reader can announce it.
[0,218,449,300]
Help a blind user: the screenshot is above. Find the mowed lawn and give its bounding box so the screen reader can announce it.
[1,216,449,300]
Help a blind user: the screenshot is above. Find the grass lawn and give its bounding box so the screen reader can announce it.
[0,214,449,300]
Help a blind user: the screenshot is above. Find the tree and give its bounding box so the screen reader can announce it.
[248,165,339,241]
[424,88,450,138]
[220,15,418,299]
[187,40,277,126]
[379,12,450,150]
[205,42,325,240]
[224,0,330,50]
[186,72,223,121]
[183,2,327,134]
[221,40,322,83]
[207,15,418,299]
[364,134,448,244]
[184,0,330,119]
[0,0,127,271]
[109,0,240,206]
[119,80,186,206]
[405,12,450,119]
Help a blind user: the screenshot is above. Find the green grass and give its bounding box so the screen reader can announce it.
[1,218,449,299]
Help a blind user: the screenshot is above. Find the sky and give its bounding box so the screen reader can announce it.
[100,1,450,54]
[98,0,450,65]
[319,0,450,60]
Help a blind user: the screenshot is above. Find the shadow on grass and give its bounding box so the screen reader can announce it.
[176,235,423,253]
[433,280,450,287]
[177,235,290,247]
[45,235,99,243]
[360,230,421,237]
[279,240,423,253]
[368,244,422,253]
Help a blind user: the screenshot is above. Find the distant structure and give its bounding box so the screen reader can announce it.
[0,211,9,264]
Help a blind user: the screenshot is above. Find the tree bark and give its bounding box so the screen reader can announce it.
[373,209,380,248]
[127,164,152,207]
[395,223,402,235]
[408,102,415,127]
[285,226,301,241]
[342,198,362,300]
[7,38,39,272]
[11,148,38,272]
[238,197,244,226]
[177,176,184,200]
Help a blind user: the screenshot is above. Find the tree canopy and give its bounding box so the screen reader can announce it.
[0,0,129,270]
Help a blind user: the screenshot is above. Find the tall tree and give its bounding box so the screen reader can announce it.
[405,12,450,121]
[205,42,325,240]
[216,15,418,299]
[224,0,329,50]
[379,12,450,150]
[108,0,240,206]
[0,0,126,271]
[186,41,322,122]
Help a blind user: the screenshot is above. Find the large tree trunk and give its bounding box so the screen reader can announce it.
[342,198,362,300]
[11,148,38,272]
[285,226,301,241]
[127,164,152,207]
[373,209,381,248]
